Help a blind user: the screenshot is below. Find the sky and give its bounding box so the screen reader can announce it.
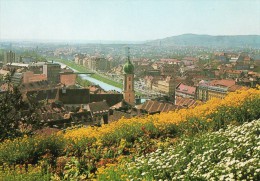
[0,0,259,41]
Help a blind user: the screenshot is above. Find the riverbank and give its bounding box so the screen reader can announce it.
[91,73,123,89]
[47,58,93,87]
[76,76,93,87]
[50,58,123,89]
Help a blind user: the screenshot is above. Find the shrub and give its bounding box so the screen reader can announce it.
[98,120,260,180]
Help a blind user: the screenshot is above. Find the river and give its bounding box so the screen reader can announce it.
[79,74,122,92]
[57,61,146,103]
[57,61,122,91]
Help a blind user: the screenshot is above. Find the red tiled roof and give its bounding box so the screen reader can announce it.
[175,96,200,108]
[140,100,180,114]
[210,79,235,88]
[176,83,196,95]
[228,85,248,92]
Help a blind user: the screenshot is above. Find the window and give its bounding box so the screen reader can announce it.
[128,77,131,81]
[129,85,131,89]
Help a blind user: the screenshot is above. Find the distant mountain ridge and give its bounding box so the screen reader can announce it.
[147,34,260,48]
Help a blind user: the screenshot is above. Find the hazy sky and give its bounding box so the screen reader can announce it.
[0,0,259,41]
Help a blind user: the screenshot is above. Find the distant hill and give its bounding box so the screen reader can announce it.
[146,34,260,48]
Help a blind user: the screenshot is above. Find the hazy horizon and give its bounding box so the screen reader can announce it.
[1,0,260,41]
[1,33,260,44]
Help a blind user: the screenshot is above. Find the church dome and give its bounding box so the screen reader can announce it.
[123,60,134,74]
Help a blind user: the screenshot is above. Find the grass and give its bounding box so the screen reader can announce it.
[76,76,93,87]
[91,74,123,89]
[48,58,90,73]
[0,171,51,181]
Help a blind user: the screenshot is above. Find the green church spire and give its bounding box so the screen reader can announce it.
[123,47,134,74]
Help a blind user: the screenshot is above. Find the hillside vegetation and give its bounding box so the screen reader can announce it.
[0,88,260,180]
[98,120,260,180]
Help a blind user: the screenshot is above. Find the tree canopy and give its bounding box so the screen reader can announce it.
[0,74,42,141]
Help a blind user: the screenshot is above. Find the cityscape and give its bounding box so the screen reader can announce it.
[0,0,260,180]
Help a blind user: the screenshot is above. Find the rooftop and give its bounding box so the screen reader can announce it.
[140,100,179,114]
[6,63,29,67]
[210,79,236,88]
[87,100,110,113]
[176,83,196,95]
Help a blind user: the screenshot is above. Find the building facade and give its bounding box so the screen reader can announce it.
[196,80,236,101]
[175,83,196,99]
[157,78,175,95]
[43,63,61,83]
[60,72,77,86]
[89,57,110,72]
[23,71,47,83]
[4,51,16,64]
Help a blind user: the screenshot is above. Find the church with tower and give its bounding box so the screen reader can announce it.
[123,47,135,105]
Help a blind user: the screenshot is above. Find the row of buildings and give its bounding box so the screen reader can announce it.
[1,48,259,130]
[74,54,111,72]
[0,49,135,128]
[1,61,76,86]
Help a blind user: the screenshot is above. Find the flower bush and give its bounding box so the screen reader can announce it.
[0,134,66,166]
[64,88,260,143]
[0,88,259,180]
[98,119,260,180]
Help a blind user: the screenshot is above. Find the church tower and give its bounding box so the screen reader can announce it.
[123,47,135,105]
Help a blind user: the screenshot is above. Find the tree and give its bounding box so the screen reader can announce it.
[0,74,42,141]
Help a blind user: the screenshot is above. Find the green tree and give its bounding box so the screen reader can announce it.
[0,74,42,141]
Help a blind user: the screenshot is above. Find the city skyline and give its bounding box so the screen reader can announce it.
[0,0,260,41]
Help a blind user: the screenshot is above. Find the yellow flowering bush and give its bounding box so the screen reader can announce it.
[0,134,66,166]
[64,88,260,144]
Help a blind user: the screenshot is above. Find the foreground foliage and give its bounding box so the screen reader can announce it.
[0,75,41,141]
[98,119,260,180]
[0,88,259,180]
